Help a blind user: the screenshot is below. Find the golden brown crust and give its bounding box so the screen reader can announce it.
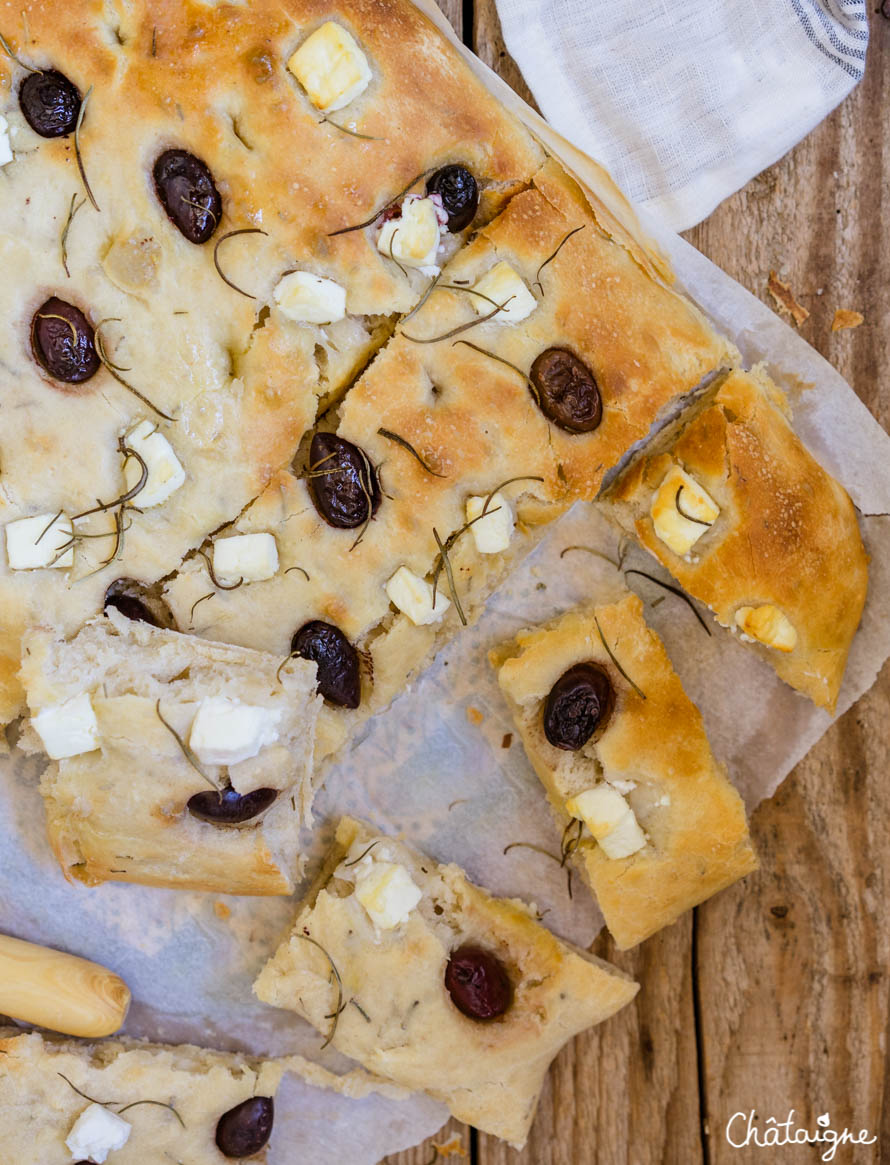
[494,596,757,949]
[603,366,869,710]
[254,815,638,1147]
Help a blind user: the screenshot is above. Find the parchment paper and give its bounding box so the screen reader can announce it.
[2,7,889,1162]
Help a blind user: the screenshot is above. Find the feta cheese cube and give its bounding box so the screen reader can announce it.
[31,693,100,760]
[65,1103,131,1164]
[385,566,450,625]
[566,784,647,861]
[0,115,13,167]
[123,420,185,508]
[650,464,719,557]
[212,532,279,585]
[471,262,537,325]
[465,492,514,554]
[377,197,442,270]
[734,604,797,653]
[189,697,282,766]
[274,271,347,325]
[287,22,372,113]
[354,860,422,929]
[5,512,73,570]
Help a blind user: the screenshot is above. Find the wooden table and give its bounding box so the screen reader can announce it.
[386,5,890,1163]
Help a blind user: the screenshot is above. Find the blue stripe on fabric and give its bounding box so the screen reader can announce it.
[788,0,865,78]
[802,0,868,57]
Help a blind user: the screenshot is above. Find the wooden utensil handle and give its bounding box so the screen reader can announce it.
[0,934,130,1037]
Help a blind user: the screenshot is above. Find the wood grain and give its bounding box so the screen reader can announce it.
[389,5,890,1163]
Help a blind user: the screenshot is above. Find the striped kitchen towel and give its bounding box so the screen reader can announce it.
[494,0,868,230]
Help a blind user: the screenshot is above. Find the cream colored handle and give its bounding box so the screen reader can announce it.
[0,934,130,1037]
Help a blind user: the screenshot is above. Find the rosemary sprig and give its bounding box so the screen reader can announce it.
[675,485,713,526]
[453,339,542,407]
[401,296,515,344]
[37,313,77,343]
[57,1073,116,1106]
[320,116,384,141]
[594,614,646,700]
[624,569,712,636]
[284,565,310,580]
[117,1099,185,1128]
[328,169,432,237]
[480,474,544,514]
[71,440,147,520]
[58,1071,185,1128]
[296,933,343,1049]
[399,270,442,324]
[533,225,585,294]
[342,841,379,868]
[155,699,218,790]
[350,999,371,1022]
[559,544,620,569]
[94,321,175,422]
[34,508,64,545]
[503,840,574,898]
[213,228,268,299]
[348,447,376,552]
[377,428,446,477]
[197,548,243,591]
[60,193,85,278]
[432,526,463,624]
[0,29,37,71]
[189,592,214,621]
[74,86,99,211]
[386,228,408,280]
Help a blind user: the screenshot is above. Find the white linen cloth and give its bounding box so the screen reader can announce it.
[494,0,869,230]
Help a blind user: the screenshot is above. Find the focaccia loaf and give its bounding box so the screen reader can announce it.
[493,596,758,949]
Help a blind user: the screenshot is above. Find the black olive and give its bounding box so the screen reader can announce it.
[291,620,361,709]
[426,164,479,232]
[215,1097,275,1158]
[529,348,602,434]
[31,296,100,384]
[19,69,81,137]
[152,148,222,244]
[543,662,614,751]
[444,945,512,1020]
[307,433,380,531]
[187,787,278,825]
[104,579,178,630]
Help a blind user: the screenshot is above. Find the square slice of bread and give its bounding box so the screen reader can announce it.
[18,610,320,895]
[0,1028,283,1163]
[254,815,638,1148]
[493,595,758,949]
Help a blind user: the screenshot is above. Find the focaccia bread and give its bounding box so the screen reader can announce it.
[18,608,321,894]
[601,366,868,711]
[493,596,758,949]
[0,0,545,728]
[163,158,734,768]
[254,815,638,1147]
[0,1028,284,1163]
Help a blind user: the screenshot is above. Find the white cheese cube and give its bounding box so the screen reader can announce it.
[5,512,73,570]
[32,693,100,760]
[123,420,185,508]
[354,860,422,929]
[734,604,797,653]
[65,1103,131,1164]
[274,271,347,325]
[287,21,372,113]
[377,197,441,270]
[465,492,514,554]
[189,697,282,766]
[212,532,279,585]
[566,784,647,861]
[650,464,719,557]
[0,115,13,167]
[385,566,450,625]
[471,262,537,325]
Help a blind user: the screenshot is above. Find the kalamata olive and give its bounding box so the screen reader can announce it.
[31,296,99,384]
[215,1097,275,1158]
[307,433,380,531]
[426,164,479,232]
[187,787,278,825]
[152,148,222,244]
[543,662,614,751]
[19,69,81,137]
[445,945,512,1021]
[104,578,177,630]
[529,348,602,434]
[291,620,361,709]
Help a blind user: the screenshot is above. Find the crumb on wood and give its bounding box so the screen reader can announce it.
[466,705,484,726]
[767,271,809,326]
[502,732,513,749]
[214,901,231,920]
[432,1138,468,1159]
[831,308,864,332]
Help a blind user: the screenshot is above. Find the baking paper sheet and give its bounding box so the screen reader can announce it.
[2,6,890,1162]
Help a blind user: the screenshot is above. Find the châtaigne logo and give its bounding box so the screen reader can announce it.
[725,1110,876,1161]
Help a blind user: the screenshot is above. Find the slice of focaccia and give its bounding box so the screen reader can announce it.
[493,596,758,949]
[162,159,734,769]
[18,609,320,894]
[254,815,638,1148]
[0,1028,284,1163]
[601,366,868,711]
